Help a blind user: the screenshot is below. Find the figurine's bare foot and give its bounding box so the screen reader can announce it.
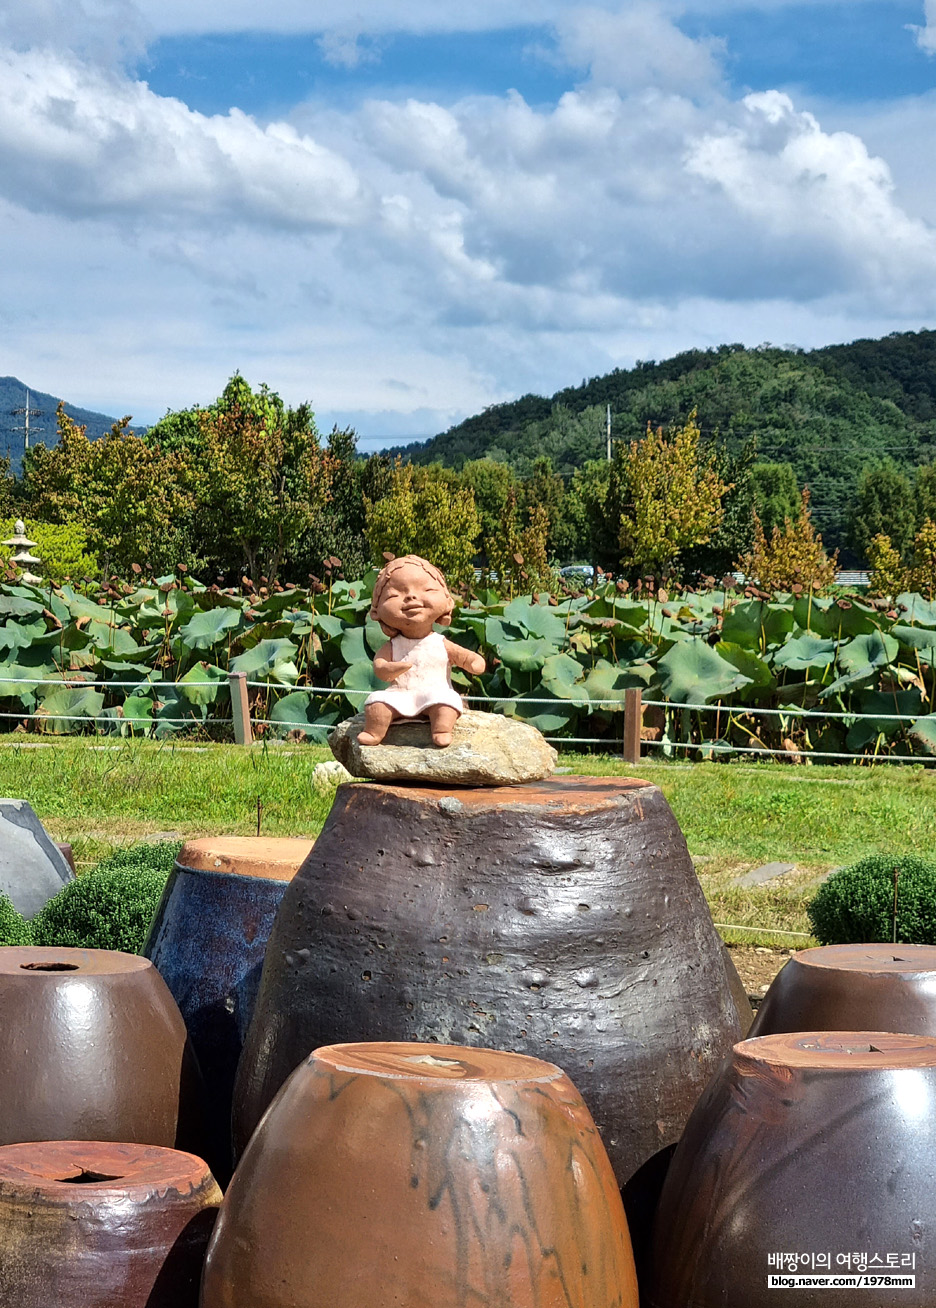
[358,703,395,746]
[428,705,459,748]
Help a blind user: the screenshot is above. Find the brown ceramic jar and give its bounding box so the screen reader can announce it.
[204,1041,639,1308]
[0,1140,221,1307]
[0,947,206,1150]
[648,1031,936,1307]
[234,777,748,1194]
[750,943,936,1038]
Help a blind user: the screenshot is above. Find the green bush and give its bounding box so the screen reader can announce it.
[0,517,98,583]
[0,893,31,945]
[31,842,178,953]
[808,854,936,945]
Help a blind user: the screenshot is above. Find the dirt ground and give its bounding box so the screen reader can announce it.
[728,945,796,1003]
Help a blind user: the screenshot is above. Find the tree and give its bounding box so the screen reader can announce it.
[195,394,333,582]
[914,464,936,531]
[750,462,800,537]
[364,462,481,586]
[23,406,196,574]
[738,488,837,592]
[849,460,916,562]
[608,413,729,576]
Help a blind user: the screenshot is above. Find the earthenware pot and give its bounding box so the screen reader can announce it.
[0,1140,221,1307]
[234,778,748,1192]
[204,1042,638,1308]
[750,943,936,1038]
[647,1031,936,1307]
[0,947,206,1151]
[144,837,313,1180]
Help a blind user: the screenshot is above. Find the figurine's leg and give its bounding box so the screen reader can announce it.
[358,702,397,746]
[428,704,459,747]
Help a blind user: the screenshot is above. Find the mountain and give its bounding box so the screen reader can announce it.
[0,377,119,475]
[389,331,936,548]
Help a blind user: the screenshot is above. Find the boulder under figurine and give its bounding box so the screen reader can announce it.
[358,555,484,748]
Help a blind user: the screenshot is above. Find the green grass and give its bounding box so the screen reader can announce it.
[3,737,935,946]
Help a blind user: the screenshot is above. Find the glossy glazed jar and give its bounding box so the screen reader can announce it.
[0,947,206,1150]
[144,837,313,1180]
[750,943,936,1038]
[0,1140,221,1307]
[648,1031,936,1307]
[233,778,747,1193]
[205,1041,638,1308]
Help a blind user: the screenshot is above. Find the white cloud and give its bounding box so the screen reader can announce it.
[910,0,936,52]
[0,48,364,227]
[555,4,725,95]
[1,1,936,434]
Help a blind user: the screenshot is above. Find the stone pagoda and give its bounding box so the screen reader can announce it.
[2,521,42,584]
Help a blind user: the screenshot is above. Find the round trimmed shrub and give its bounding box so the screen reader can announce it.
[0,893,31,946]
[31,842,179,953]
[808,854,936,945]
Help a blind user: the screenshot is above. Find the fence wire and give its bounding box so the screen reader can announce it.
[0,674,932,762]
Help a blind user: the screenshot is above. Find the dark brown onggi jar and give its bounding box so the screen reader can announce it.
[204,1041,639,1308]
[750,943,936,1038]
[0,1140,221,1307]
[234,777,748,1196]
[648,1031,936,1308]
[0,947,206,1150]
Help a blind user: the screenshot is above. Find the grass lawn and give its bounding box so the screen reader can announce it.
[3,736,934,949]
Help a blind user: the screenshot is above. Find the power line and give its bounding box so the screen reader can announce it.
[9,389,43,452]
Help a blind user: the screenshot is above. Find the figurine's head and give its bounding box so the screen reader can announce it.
[370,556,455,638]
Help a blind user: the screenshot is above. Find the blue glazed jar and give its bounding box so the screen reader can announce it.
[144,838,313,1181]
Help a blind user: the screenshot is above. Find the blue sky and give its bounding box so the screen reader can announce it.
[1,0,936,442]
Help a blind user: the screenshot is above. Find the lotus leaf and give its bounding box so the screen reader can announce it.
[0,618,46,652]
[38,686,105,734]
[655,638,752,704]
[837,631,899,676]
[269,692,340,742]
[892,625,936,652]
[910,715,936,754]
[793,596,877,638]
[715,642,774,694]
[496,637,557,672]
[772,634,837,672]
[0,595,45,619]
[230,637,298,678]
[503,693,576,733]
[540,653,588,701]
[721,600,793,650]
[896,594,936,628]
[177,662,227,705]
[583,660,643,709]
[501,596,568,644]
[178,606,242,651]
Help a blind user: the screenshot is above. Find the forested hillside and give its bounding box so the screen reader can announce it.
[395,332,936,550]
[0,378,117,474]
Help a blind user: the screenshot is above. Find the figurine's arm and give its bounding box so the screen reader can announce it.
[444,638,486,677]
[373,641,412,682]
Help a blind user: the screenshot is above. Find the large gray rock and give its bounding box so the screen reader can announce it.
[0,799,74,918]
[329,710,557,786]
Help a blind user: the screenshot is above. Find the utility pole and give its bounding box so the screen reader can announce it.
[606,403,612,461]
[10,389,43,453]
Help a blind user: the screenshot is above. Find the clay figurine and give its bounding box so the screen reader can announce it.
[358,556,485,748]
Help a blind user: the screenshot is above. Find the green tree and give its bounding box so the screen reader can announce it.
[23,406,196,575]
[364,461,481,586]
[848,460,916,562]
[914,464,936,530]
[608,414,729,576]
[738,488,837,592]
[751,462,800,537]
[461,458,515,567]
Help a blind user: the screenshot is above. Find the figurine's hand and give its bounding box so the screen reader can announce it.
[374,658,413,682]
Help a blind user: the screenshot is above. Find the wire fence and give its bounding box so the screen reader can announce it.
[0,674,933,764]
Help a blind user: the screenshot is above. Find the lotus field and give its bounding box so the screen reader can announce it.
[2,572,936,760]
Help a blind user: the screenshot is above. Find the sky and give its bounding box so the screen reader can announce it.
[2,0,936,447]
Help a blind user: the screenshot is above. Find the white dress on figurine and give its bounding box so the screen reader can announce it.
[364,632,464,719]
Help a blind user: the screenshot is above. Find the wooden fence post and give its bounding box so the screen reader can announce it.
[229,671,253,746]
[623,687,642,765]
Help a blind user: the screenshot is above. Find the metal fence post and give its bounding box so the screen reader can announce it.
[623,687,642,765]
[229,671,253,745]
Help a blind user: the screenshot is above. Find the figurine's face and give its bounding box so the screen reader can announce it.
[375,563,450,637]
